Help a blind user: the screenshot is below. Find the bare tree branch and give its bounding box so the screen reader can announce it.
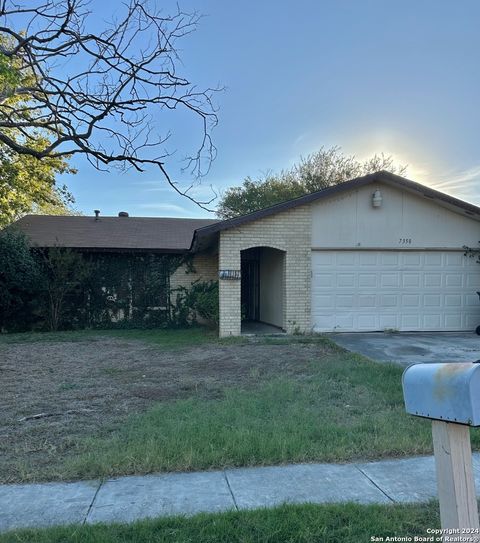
[0,0,220,208]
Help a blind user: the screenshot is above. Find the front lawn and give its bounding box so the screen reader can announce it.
[0,327,219,347]
[67,346,431,480]
[3,328,476,483]
[0,502,440,543]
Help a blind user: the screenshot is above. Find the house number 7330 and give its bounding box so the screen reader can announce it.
[399,238,412,244]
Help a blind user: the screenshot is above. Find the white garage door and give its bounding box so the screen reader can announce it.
[311,251,480,332]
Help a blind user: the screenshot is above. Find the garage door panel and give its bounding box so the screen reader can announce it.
[337,253,356,266]
[467,314,479,327]
[381,253,399,266]
[358,315,377,329]
[312,250,480,332]
[313,273,334,287]
[424,294,441,307]
[337,274,355,287]
[403,253,422,266]
[381,274,399,287]
[467,274,480,288]
[337,295,354,308]
[445,314,463,328]
[315,252,335,266]
[425,253,442,266]
[446,253,464,266]
[315,295,334,308]
[445,274,463,287]
[402,294,420,307]
[423,315,442,328]
[401,315,420,329]
[335,314,354,329]
[466,294,479,306]
[381,294,398,307]
[359,253,377,265]
[379,315,398,329]
[359,274,376,287]
[403,274,420,287]
[424,274,442,288]
[444,294,462,307]
[358,294,376,307]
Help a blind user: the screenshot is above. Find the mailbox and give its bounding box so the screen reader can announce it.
[402,362,480,426]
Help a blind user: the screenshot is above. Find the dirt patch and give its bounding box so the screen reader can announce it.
[0,335,333,483]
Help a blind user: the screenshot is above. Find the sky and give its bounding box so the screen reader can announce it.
[64,0,480,219]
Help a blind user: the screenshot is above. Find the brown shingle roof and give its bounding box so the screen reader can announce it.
[11,172,480,254]
[12,215,218,252]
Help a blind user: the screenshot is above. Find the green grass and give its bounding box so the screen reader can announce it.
[62,350,439,480]
[0,327,222,348]
[0,502,440,543]
[6,328,477,481]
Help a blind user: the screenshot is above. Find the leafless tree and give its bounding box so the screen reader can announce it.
[0,0,219,207]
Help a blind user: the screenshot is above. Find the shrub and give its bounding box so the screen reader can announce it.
[190,280,219,324]
[0,228,40,331]
[36,246,92,331]
[171,280,219,327]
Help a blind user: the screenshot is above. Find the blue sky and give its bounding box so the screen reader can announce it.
[65,0,480,218]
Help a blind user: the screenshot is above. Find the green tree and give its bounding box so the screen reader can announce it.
[0,228,39,330]
[38,247,92,331]
[0,38,76,227]
[0,136,76,226]
[217,147,407,219]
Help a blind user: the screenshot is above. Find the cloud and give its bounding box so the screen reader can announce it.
[171,183,219,203]
[430,165,480,196]
[138,203,188,213]
[133,180,162,186]
[143,187,172,193]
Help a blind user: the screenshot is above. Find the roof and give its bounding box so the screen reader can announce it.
[191,171,480,250]
[12,215,218,252]
[10,172,480,254]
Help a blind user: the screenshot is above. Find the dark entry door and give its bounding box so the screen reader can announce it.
[241,259,260,321]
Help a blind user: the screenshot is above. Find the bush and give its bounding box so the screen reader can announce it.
[0,239,215,332]
[171,280,219,327]
[190,280,219,324]
[37,246,92,331]
[0,228,40,331]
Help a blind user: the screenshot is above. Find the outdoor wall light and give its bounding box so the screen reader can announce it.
[372,189,383,208]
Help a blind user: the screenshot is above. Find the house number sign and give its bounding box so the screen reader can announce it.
[398,238,412,245]
[219,270,241,280]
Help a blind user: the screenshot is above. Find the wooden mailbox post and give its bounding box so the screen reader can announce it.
[403,363,480,530]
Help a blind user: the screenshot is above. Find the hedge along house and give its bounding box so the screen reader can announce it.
[13,213,218,328]
[14,171,480,335]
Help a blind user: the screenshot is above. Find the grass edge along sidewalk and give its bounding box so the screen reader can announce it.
[0,501,441,543]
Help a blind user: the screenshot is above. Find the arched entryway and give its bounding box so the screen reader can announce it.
[240,246,286,332]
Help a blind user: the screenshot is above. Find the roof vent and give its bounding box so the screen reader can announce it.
[94,209,100,220]
[118,211,129,217]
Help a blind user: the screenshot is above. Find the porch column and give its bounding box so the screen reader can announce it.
[218,235,241,337]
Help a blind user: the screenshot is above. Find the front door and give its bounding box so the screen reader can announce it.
[241,259,260,321]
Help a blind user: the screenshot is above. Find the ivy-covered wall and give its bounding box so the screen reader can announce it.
[0,231,220,332]
[62,252,186,329]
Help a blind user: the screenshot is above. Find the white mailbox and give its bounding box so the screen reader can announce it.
[402,362,480,426]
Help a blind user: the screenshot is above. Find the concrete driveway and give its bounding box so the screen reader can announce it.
[327,332,480,365]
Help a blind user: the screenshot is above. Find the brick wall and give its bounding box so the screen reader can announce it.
[170,252,218,291]
[219,205,311,337]
[170,252,218,325]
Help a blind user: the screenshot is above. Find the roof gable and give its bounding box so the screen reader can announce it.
[191,171,480,250]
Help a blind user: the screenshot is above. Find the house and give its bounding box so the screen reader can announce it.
[12,214,218,328]
[14,171,480,335]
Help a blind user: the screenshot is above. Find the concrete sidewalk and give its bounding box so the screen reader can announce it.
[3,453,480,533]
